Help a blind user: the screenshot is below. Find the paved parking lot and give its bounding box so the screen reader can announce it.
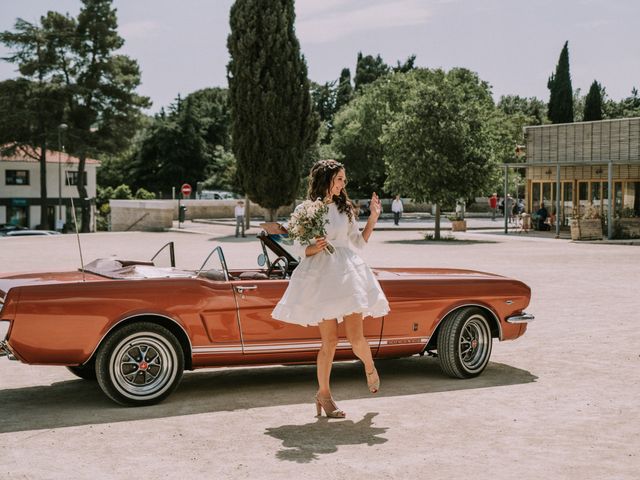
[1,223,638,479]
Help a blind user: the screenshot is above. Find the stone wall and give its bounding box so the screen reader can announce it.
[110,200,174,232]
[109,199,295,231]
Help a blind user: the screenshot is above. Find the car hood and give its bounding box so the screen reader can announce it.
[373,267,506,280]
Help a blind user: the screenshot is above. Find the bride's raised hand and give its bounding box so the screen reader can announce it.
[369,192,382,221]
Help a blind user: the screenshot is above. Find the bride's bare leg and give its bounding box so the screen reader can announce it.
[317,319,339,396]
[344,312,379,392]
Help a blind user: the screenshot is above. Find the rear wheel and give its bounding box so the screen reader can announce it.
[436,307,493,378]
[96,322,184,406]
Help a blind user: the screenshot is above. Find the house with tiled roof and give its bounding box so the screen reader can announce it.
[0,147,100,230]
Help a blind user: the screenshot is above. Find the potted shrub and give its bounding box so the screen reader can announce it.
[614,208,640,239]
[570,203,603,240]
[447,214,467,232]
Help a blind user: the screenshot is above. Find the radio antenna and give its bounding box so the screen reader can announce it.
[66,171,86,282]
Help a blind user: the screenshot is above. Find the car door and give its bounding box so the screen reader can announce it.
[190,279,244,366]
[232,278,383,362]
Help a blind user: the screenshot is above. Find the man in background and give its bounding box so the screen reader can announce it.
[391,195,403,226]
[488,193,498,220]
[235,201,246,237]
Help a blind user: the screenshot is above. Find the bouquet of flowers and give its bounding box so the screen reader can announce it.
[287,199,335,254]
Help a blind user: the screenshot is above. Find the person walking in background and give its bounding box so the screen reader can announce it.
[489,193,498,220]
[505,194,514,223]
[391,195,403,226]
[235,200,246,237]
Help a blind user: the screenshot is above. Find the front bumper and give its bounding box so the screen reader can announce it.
[0,340,16,360]
[506,312,535,324]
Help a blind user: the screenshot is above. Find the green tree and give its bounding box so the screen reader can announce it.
[354,52,390,91]
[331,72,414,198]
[497,95,546,125]
[227,0,318,219]
[583,80,603,121]
[0,16,68,229]
[131,95,213,196]
[547,41,574,124]
[603,87,640,119]
[381,68,497,239]
[393,54,417,73]
[335,67,353,111]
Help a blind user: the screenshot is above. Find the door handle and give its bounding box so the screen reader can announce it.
[235,285,258,293]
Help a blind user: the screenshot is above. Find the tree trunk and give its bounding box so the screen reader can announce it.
[39,141,49,230]
[434,203,441,240]
[268,208,277,222]
[77,152,90,232]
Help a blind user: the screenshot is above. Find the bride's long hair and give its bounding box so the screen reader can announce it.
[307,159,355,222]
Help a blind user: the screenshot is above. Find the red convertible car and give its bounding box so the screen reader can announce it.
[0,224,534,406]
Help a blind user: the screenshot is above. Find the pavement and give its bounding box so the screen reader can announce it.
[0,221,639,479]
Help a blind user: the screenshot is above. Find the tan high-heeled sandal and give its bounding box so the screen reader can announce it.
[366,368,380,394]
[315,394,346,418]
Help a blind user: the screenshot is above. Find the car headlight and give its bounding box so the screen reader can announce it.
[0,320,10,340]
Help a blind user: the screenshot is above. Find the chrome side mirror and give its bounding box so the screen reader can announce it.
[257,253,267,267]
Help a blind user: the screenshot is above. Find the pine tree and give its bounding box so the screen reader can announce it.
[583,80,604,121]
[354,52,390,91]
[335,68,353,110]
[227,0,318,219]
[547,41,574,123]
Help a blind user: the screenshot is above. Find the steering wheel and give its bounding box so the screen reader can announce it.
[266,256,289,279]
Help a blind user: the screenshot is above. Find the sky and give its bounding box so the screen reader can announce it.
[1,0,638,114]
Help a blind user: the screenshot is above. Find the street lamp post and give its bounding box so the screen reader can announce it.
[57,123,68,229]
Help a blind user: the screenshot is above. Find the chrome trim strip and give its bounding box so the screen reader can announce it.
[192,337,428,355]
[506,312,535,324]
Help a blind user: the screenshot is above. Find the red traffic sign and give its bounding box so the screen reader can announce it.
[181,183,192,197]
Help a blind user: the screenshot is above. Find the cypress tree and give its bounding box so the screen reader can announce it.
[547,41,574,123]
[227,0,318,219]
[583,80,603,121]
[335,68,353,110]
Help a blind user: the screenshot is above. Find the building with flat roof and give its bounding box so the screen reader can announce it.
[0,148,100,230]
[523,117,640,236]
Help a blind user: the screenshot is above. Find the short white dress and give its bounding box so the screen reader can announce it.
[271,203,390,326]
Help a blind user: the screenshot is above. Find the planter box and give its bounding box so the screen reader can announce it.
[451,220,467,232]
[615,218,640,238]
[570,218,602,241]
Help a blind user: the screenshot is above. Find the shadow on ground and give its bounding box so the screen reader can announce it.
[207,235,255,242]
[0,357,536,434]
[265,412,387,463]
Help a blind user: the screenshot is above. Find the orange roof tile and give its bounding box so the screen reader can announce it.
[0,146,100,165]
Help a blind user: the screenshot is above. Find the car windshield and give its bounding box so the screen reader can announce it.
[268,233,299,260]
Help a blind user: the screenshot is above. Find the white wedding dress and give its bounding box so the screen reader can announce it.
[271,203,390,326]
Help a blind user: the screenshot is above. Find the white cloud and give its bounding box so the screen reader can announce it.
[119,20,161,40]
[296,0,432,44]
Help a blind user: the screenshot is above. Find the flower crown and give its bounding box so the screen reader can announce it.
[314,159,344,171]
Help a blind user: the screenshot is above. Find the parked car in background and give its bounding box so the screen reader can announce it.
[0,224,28,236]
[200,190,240,200]
[4,230,61,237]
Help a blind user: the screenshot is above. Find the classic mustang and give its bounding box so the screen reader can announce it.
[0,224,533,406]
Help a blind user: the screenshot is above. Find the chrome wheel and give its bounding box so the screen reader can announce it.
[96,322,184,406]
[110,333,177,399]
[437,307,493,379]
[458,314,492,373]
